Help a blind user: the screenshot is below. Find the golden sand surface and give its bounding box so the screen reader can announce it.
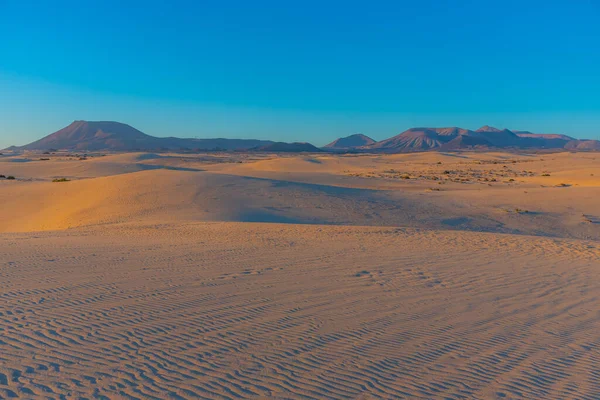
[0,151,599,399]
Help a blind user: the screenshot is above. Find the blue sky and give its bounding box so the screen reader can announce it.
[1,0,599,148]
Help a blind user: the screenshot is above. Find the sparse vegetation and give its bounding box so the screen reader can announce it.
[52,178,71,183]
[0,174,5,178]
[6,176,15,180]
[355,270,370,277]
[541,173,551,176]
[503,208,529,214]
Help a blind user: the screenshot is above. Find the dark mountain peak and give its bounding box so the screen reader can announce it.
[324,134,376,149]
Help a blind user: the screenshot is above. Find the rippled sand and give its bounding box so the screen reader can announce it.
[0,151,599,398]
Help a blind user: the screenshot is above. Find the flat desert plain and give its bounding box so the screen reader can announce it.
[0,151,599,399]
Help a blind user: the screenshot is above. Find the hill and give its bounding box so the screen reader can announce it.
[565,139,600,151]
[324,134,376,150]
[250,142,323,153]
[10,121,274,152]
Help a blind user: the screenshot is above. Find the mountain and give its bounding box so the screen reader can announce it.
[474,126,522,147]
[364,127,481,152]
[565,139,600,151]
[366,128,445,152]
[7,120,597,154]
[475,125,503,133]
[11,121,274,151]
[250,142,324,153]
[439,135,493,150]
[514,132,574,149]
[514,131,575,141]
[435,127,476,137]
[324,134,376,150]
[17,121,151,151]
[359,125,590,153]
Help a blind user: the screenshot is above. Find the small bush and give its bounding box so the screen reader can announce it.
[541,173,551,177]
[52,178,71,183]
[0,175,5,178]
[6,176,15,180]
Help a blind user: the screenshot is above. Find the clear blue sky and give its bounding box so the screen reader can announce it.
[1,0,599,148]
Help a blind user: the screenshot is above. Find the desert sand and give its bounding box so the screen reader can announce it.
[1,151,599,399]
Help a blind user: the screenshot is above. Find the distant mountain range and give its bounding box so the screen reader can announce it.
[7,121,274,152]
[5,121,600,153]
[329,126,599,153]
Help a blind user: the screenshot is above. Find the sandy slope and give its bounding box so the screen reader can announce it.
[0,151,599,399]
[1,152,598,239]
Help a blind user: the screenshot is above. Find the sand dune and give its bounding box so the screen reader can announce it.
[1,151,599,398]
[1,152,599,239]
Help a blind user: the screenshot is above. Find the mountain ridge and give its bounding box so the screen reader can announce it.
[10,121,276,152]
[5,120,599,153]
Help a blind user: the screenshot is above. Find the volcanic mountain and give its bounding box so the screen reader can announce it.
[324,134,376,150]
[365,127,481,152]
[11,121,274,151]
[366,128,444,152]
